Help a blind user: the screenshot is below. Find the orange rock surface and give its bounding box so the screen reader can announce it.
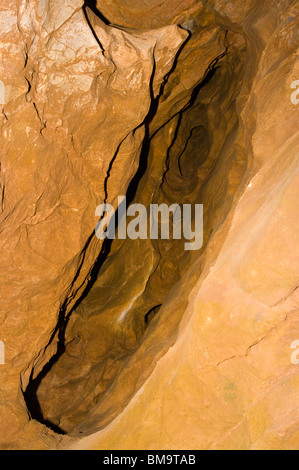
[0,0,298,450]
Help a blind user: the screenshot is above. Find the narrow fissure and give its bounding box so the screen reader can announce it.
[83,0,111,27]
[22,8,248,437]
[21,22,191,434]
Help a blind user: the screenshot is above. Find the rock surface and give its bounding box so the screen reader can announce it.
[0,0,298,450]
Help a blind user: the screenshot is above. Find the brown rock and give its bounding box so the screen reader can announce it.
[0,0,298,451]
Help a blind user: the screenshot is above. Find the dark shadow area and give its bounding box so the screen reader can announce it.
[145,305,162,326]
[126,30,191,202]
[23,223,117,434]
[83,0,110,25]
[22,31,227,436]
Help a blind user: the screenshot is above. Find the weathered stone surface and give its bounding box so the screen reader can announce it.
[0,0,298,450]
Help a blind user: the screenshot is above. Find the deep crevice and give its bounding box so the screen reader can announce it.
[83,0,110,26]
[22,26,191,434]
[145,305,162,326]
[22,24,245,437]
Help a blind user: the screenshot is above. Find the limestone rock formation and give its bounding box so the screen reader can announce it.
[0,0,298,450]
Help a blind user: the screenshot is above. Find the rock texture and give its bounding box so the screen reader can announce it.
[0,0,298,450]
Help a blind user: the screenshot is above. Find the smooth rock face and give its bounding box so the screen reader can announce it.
[0,0,298,450]
[96,0,200,29]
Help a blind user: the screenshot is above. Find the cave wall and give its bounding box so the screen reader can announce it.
[0,0,298,450]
